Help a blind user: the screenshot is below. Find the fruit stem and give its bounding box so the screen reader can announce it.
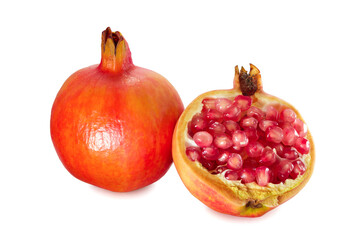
[99,27,133,73]
[233,64,263,96]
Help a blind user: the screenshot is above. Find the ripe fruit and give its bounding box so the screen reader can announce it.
[51,27,183,192]
[172,64,315,217]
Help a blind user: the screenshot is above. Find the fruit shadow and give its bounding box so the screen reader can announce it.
[89,184,155,198]
[204,205,279,222]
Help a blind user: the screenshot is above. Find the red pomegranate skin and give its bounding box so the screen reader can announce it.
[51,28,183,192]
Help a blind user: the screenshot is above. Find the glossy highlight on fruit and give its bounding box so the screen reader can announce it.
[51,27,183,192]
[172,64,315,217]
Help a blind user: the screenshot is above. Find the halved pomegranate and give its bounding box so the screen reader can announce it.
[172,64,315,217]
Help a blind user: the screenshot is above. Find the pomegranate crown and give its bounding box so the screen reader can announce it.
[234,64,262,96]
[99,27,133,73]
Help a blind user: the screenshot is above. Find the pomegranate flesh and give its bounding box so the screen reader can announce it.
[173,64,314,217]
[51,27,183,192]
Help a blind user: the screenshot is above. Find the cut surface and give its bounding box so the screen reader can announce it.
[184,93,313,189]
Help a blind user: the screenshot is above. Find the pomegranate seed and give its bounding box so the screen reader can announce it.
[259,119,278,132]
[274,160,294,182]
[282,147,299,160]
[282,126,299,146]
[266,126,284,143]
[238,168,255,183]
[280,108,297,123]
[293,119,307,138]
[201,145,219,160]
[193,131,213,147]
[259,147,277,166]
[223,120,240,133]
[208,122,226,135]
[226,153,243,170]
[240,117,258,129]
[290,160,306,179]
[225,170,239,181]
[201,160,217,171]
[245,141,264,158]
[206,109,223,122]
[273,143,284,157]
[244,127,259,141]
[214,133,233,149]
[246,106,265,121]
[189,114,208,136]
[265,105,279,121]
[294,137,310,154]
[232,130,249,149]
[186,146,202,162]
[223,104,241,121]
[255,166,271,186]
[243,158,259,169]
[217,151,230,165]
[215,98,233,113]
[234,95,252,111]
[202,98,217,110]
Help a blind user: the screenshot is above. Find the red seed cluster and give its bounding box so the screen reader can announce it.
[186,95,309,186]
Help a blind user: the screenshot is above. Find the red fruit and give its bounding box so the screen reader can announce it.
[213,133,233,149]
[259,147,277,166]
[280,108,297,123]
[266,126,284,143]
[240,116,258,129]
[294,137,310,154]
[234,95,252,111]
[201,160,217,171]
[290,160,306,179]
[245,141,264,158]
[188,113,208,136]
[215,98,233,113]
[225,170,239,181]
[223,120,240,134]
[265,105,279,121]
[51,28,183,192]
[206,109,223,122]
[173,64,315,217]
[244,127,259,141]
[226,153,243,170]
[216,151,230,165]
[293,119,308,138]
[202,98,217,110]
[275,160,294,182]
[259,119,278,132]
[238,168,255,183]
[232,130,249,150]
[193,131,213,147]
[223,103,242,121]
[282,147,300,160]
[201,145,219,160]
[282,126,299,146]
[208,121,226,135]
[186,147,202,162]
[255,166,271,186]
[246,106,265,121]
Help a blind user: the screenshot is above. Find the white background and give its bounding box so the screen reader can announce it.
[1,1,355,239]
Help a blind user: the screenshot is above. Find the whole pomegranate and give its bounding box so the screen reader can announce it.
[51,27,183,192]
[172,64,314,217]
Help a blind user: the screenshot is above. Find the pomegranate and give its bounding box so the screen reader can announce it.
[51,27,183,192]
[172,64,314,217]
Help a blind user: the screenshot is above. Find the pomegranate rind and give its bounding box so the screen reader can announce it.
[172,89,315,217]
[51,67,183,192]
